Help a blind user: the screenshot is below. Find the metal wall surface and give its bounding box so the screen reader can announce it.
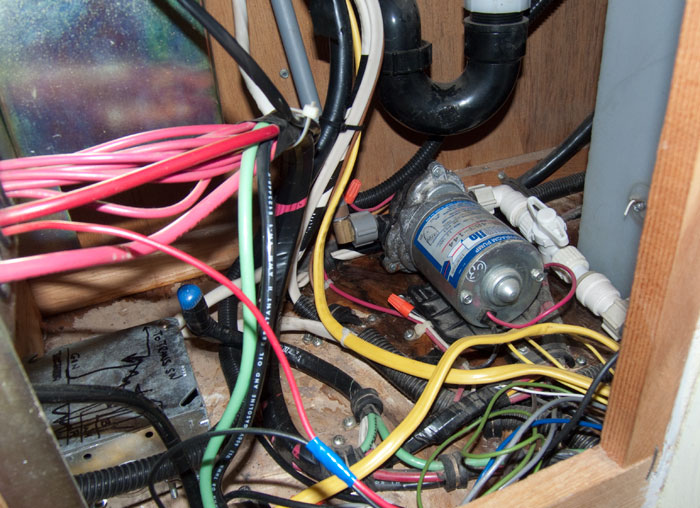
[0,0,221,157]
[578,0,686,297]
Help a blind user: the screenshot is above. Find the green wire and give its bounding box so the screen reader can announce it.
[460,381,574,457]
[375,416,443,472]
[415,408,532,508]
[483,432,542,495]
[462,432,542,459]
[360,413,378,453]
[199,123,268,508]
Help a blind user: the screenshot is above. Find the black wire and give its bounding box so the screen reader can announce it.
[352,485,381,508]
[211,141,276,503]
[224,488,336,508]
[33,384,203,508]
[173,0,294,123]
[313,0,354,172]
[543,351,619,457]
[471,344,500,369]
[147,429,307,508]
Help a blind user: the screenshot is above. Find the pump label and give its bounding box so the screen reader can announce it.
[414,200,520,288]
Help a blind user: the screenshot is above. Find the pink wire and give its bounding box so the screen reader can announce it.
[0,170,241,281]
[86,123,254,153]
[486,262,577,329]
[1,219,317,441]
[6,178,211,219]
[1,155,241,187]
[325,274,403,318]
[348,193,394,212]
[0,126,278,227]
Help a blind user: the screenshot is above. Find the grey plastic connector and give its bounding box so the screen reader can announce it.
[349,211,379,247]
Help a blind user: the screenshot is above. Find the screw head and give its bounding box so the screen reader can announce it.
[632,201,646,213]
[279,68,289,79]
[403,329,416,341]
[530,269,545,282]
[430,164,442,177]
[517,344,528,353]
[343,416,356,430]
[497,171,507,181]
[312,336,323,347]
[366,314,377,325]
[576,356,587,366]
[460,290,473,305]
[333,435,346,446]
[302,333,313,345]
[388,261,399,272]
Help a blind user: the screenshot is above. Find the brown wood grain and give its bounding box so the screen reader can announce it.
[602,0,700,467]
[207,0,606,184]
[29,224,238,315]
[466,448,651,508]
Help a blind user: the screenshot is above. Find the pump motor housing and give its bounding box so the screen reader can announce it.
[382,162,543,326]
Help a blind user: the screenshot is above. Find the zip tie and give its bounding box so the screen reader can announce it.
[340,327,353,347]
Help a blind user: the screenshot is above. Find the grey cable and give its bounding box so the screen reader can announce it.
[500,411,559,489]
[462,397,580,503]
[271,0,321,109]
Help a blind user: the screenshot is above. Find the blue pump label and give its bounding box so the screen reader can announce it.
[414,200,519,288]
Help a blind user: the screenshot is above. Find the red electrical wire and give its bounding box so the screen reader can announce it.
[2,219,316,440]
[0,125,278,227]
[486,262,577,329]
[353,479,399,508]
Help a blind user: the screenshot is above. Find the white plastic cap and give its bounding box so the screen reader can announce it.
[465,0,531,14]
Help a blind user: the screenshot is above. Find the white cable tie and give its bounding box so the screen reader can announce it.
[340,327,353,347]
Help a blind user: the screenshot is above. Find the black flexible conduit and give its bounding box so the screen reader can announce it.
[310,0,354,173]
[530,171,585,202]
[357,328,455,412]
[517,114,593,188]
[353,139,443,209]
[35,385,201,507]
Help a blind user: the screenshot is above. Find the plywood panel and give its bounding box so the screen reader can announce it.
[207,0,606,184]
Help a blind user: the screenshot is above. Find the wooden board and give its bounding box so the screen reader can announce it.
[207,0,606,184]
[467,448,652,508]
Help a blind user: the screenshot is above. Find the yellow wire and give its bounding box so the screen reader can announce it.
[526,339,565,369]
[584,341,608,365]
[346,0,362,74]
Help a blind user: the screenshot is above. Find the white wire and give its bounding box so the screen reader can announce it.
[232,0,275,115]
[288,0,383,302]
[510,387,585,399]
[357,415,370,447]
[330,249,366,261]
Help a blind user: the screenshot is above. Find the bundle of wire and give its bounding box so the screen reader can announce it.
[0,0,624,506]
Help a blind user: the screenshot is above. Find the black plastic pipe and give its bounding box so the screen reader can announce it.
[518,114,593,188]
[378,0,528,136]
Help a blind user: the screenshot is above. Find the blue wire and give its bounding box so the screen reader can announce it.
[475,418,602,481]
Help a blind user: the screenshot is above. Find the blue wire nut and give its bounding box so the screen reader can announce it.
[177,283,203,311]
[306,437,357,487]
